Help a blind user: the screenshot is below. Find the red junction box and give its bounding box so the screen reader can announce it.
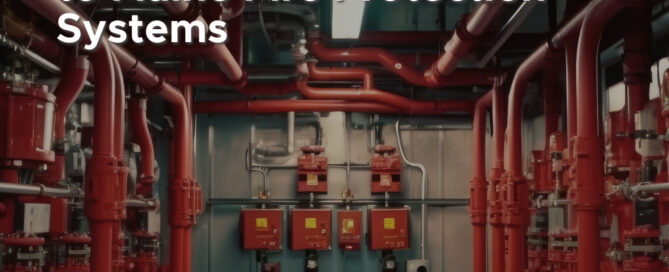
[290,208,331,250]
[297,146,328,193]
[240,209,283,250]
[368,208,410,250]
[0,81,55,165]
[337,210,362,251]
[371,145,402,194]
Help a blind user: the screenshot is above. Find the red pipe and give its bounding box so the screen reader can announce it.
[36,52,89,186]
[300,64,473,113]
[574,1,626,271]
[161,2,245,84]
[129,95,155,197]
[471,90,493,272]
[489,77,507,272]
[110,44,197,272]
[111,53,128,272]
[86,41,117,272]
[309,1,503,88]
[309,40,497,88]
[504,44,555,272]
[193,100,469,115]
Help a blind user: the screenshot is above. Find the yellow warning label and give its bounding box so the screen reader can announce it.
[380,174,391,186]
[256,218,268,229]
[383,218,395,230]
[342,219,354,234]
[307,174,318,186]
[305,218,317,229]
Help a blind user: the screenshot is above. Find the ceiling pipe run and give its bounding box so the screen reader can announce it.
[308,1,504,88]
[300,63,473,114]
[161,1,245,84]
[192,100,471,115]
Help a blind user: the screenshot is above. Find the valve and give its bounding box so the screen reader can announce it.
[1,234,47,272]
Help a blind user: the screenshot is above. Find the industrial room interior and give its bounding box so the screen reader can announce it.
[2,0,669,271]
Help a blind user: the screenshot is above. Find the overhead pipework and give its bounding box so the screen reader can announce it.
[0,0,665,271]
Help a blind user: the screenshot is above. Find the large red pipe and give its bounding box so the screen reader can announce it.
[489,78,507,272]
[500,2,600,269]
[470,90,493,272]
[162,1,245,84]
[308,1,503,88]
[130,95,155,198]
[573,1,626,271]
[193,100,470,115]
[300,64,472,113]
[110,44,196,272]
[87,41,117,272]
[35,52,89,186]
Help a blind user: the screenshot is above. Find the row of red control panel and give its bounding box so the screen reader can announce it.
[240,208,410,251]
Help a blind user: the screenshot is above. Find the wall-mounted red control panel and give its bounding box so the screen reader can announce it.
[368,208,410,250]
[240,209,283,250]
[337,210,362,251]
[297,146,328,193]
[371,145,402,193]
[290,208,331,250]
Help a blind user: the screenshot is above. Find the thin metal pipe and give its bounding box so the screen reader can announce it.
[208,198,468,206]
[0,182,83,198]
[0,33,61,74]
[125,198,159,210]
[478,1,538,68]
[395,119,426,260]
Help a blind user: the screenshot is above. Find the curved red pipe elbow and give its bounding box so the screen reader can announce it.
[573,1,625,272]
[130,96,155,197]
[53,54,89,140]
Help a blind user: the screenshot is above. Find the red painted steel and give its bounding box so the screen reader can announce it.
[290,209,331,251]
[309,1,503,87]
[573,1,626,271]
[337,210,362,251]
[368,208,410,250]
[130,95,155,197]
[240,209,283,250]
[193,100,472,115]
[370,145,402,194]
[489,78,507,272]
[297,146,328,193]
[471,89,492,272]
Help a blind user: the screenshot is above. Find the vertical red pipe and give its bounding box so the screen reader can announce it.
[490,77,507,272]
[129,95,155,197]
[471,90,493,272]
[111,53,127,272]
[504,44,552,272]
[87,40,117,272]
[573,1,625,271]
[180,59,194,272]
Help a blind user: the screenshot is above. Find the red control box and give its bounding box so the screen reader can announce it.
[290,208,331,250]
[297,146,328,193]
[371,145,402,193]
[0,81,55,165]
[240,209,283,250]
[368,208,410,250]
[337,210,362,251]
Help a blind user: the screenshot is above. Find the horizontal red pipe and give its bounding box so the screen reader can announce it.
[310,2,502,87]
[193,100,470,115]
[309,40,497,88]
[302,63,472,113]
